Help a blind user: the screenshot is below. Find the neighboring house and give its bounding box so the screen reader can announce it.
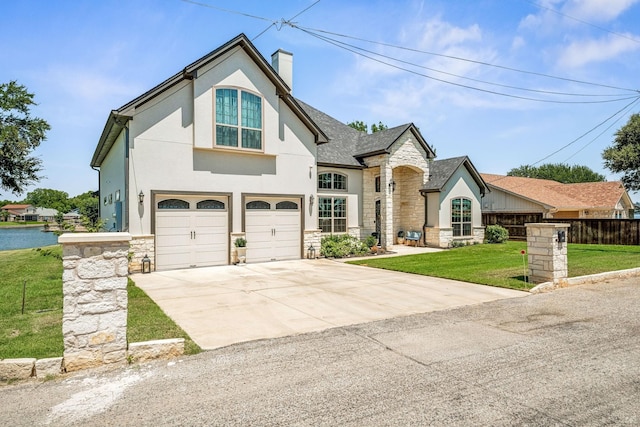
[34,207,59,222]
[481,174,634,219]
[0,204,38,222]
[421,157,489,247]
[91,33,485,271]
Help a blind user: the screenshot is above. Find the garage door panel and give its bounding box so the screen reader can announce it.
[155,197,228,270]
[245,199,301,263]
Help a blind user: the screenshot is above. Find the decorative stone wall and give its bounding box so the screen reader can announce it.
[525,223,570,284]
[59,232,131,372]
[303,229,321,258]
[424,226,484,248]
[129,234,155,273]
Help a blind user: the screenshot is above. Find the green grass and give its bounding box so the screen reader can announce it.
[0,245,200,359]
[349,241,640,291]
[0,246,64,358]
[128,278,200,355]
[0,221,46,227]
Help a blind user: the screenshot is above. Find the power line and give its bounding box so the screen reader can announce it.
[292,24,639,94]
[562,97,640,162]
[252,0,321,41]
[295,26,631,99]
[180,0,276,23]
[531,95,640,165]
[297,27,639,104]
[523,0,640,45]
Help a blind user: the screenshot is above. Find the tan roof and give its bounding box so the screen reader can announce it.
[1,204,32,210]
[481,174,630,210]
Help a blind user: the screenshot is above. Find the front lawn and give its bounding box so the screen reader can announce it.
[348,241,640,291]
[0,245,200,359]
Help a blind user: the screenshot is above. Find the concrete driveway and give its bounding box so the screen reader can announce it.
[132,257,526,349]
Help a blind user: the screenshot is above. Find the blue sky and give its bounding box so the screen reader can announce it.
[1,0,639,201]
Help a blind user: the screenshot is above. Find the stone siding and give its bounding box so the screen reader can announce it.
[129,234,155,273]
[526,223,569,284]
[59,233,131,372]
[303,229,322,258]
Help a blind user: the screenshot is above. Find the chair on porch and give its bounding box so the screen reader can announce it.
[405,230,422,247]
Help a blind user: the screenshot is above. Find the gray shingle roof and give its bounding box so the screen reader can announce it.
[296,99,434,167]
[295,99,364,167]
[422,156,489,195]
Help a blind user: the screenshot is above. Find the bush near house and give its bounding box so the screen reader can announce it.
[321,234,371,258]
[485,224,509,243]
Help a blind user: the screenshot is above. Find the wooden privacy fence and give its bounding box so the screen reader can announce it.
[482,213,543,241]
[483,213,640,245]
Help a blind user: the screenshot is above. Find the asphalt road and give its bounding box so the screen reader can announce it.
[1,277,639,426]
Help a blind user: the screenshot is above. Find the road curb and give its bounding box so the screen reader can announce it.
[530,267,640,293]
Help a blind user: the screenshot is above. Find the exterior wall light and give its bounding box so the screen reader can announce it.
[138,191,144,204]
[388,179,396,193]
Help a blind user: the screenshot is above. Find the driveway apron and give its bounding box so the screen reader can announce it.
[132,259,526,349]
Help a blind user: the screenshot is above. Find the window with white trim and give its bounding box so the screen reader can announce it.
[318,172,347,191]
[451,197,472,237]
[215,88,262,150]
[319,197,346,233]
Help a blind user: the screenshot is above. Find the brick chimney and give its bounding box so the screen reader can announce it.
[271,49,293,91]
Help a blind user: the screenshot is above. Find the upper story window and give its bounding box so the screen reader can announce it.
[318,172,347,191]
[215,88,262,150]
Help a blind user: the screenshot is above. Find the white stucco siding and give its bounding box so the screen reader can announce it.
[125,47,317,236]
[482,187,545,213]
[99,129,126,230]
[437,168,483,228]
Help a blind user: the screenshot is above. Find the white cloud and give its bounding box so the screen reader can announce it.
[563,0,639,22]
[558,33,640,67]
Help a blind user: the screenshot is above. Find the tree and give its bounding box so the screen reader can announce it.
[0,81,50,194]
[69,191,99,223]
[347,120,388,133]
[507,163,605,183]
[602,113,640,191]
[25,188,70,212]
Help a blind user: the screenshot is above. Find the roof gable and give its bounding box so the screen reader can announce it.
[92,34,327,167]
[482,174,631,210]
[422,156,488,195]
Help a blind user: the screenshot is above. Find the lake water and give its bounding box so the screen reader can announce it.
[0,226,59,251]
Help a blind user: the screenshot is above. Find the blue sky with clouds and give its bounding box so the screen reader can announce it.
[1,0,639,201]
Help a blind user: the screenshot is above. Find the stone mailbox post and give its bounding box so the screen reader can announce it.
[59,232,131,372]
[525,223,570,285]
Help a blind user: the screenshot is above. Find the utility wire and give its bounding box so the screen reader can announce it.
[562,97,640,162]
[531,95,640,165]
[293,24,639,93]
[252,0,321,41]
[523,0,640,45]
[298,27,639,104]
[294,26,631,99]
[180,0,276,23]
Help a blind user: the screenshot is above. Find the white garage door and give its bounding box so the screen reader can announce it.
[155,196,228,270]
[245,198,301,263]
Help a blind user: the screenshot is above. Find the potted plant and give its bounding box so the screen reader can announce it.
[397,230,405,245]
[234,237,247,263]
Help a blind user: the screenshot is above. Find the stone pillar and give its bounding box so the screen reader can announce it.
[525,223,570,284]
[59,232,131,372]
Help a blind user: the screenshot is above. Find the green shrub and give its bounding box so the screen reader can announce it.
[364,235,378,248]
[321,234,370,258]
[485,225,509,243]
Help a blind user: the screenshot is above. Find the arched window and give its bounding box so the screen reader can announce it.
[197,200,225,210]
[276,201,298,210]
[451,197,472,236]
[158,199,189,210]
[318,172,347,190]
[215,88,263,150]
[246,200,271,210]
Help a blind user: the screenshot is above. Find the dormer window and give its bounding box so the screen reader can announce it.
[318,172,347,191]
[215,88,262,150]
